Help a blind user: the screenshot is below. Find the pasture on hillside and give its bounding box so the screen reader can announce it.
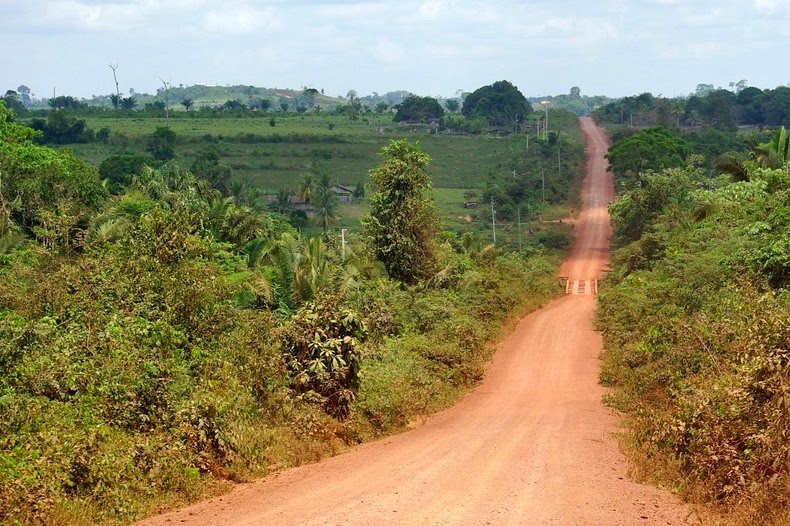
[65,110,584,247]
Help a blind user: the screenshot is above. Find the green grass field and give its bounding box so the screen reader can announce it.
[65,110,583,242]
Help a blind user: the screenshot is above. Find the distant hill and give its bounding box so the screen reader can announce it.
[17,83,611,115]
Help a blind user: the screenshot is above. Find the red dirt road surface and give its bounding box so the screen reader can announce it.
[135,117,695,526]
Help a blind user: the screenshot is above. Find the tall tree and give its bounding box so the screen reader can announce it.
[461,80,531,126]
[393,95,444,123]
[312,186,338,235]
[362,139,439,284]
[346,90,361,120]
[146,126,176,161]
[108,63,121,110]
[297,172,316,203]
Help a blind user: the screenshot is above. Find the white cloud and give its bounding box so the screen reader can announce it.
[370,37,406,65]
[200,5,277,34]
[1,0,788,99]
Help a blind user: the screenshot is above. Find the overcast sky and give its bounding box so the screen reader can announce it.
[2,0,789,101]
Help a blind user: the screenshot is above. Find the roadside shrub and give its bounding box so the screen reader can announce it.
[281,295,367,419]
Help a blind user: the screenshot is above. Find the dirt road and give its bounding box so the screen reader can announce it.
[136,117,693,526]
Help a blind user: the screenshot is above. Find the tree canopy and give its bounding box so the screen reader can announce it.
[393,95,444,123]
[363,139,439,284]
[461,80,532,126]
[0,100,107,249]
[606,127,690,180]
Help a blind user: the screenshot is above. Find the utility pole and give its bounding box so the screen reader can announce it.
[341,228,347,261]
[517,208,522,252]
[540,100,550,139]
[491,198,496,244]
[558,143,561,178]
[542,171,545,204]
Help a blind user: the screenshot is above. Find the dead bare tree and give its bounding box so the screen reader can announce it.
[158,77,170,123]
[108,63,121,110]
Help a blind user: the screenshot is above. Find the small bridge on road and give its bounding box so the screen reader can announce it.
[563,279,598,295]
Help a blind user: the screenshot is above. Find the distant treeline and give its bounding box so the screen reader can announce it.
[593,85,790,130]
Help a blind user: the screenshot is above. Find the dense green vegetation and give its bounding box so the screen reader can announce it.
[461,80,531,127]
[393,95,445,124]
[593,85,790,130]
[9,98,580,249]
[597,120,790,526]
[0,99,582,525]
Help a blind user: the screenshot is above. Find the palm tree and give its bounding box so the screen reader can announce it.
[312,187,338,235]
[120,96,137,110]
[181,98,194,112]
[748,126,790,169]
[88,191,157,244]
[714,152,751,182]
[297,172,316,204]
[221,205,270,247]
[268,189,293,215]
[109,93,121,110]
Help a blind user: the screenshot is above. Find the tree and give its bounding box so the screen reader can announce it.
[570,86,581,98]
[146,126,176,161]
[606,127,690,180]
[191,149,232,194]
[362,139,439,284]
[461,80,531,126]
[108,63,121,110]
[99,154,152,193]
[747,126,790,169]
[393,95,444,123]
[109,93,121,110]
[312,185,338,235]
[761,86,790,126]
[181,98,194,112]
[444,99,460,112]
[48,95,85,110]
[29,111,93,144]
[16,85,31,106]
[297,172,316,203]
[608,168,693,246]
[704,89,737,131]
[0,101,107,250]
[255,98,272,112]
[2,91,25,113]
[345,90,361,120]
[303,88,319,108]
[268,189,293,215]
[222,99,245,111]
[120,96,137,110]
[695,84,715,97]
[158,77,171,121]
